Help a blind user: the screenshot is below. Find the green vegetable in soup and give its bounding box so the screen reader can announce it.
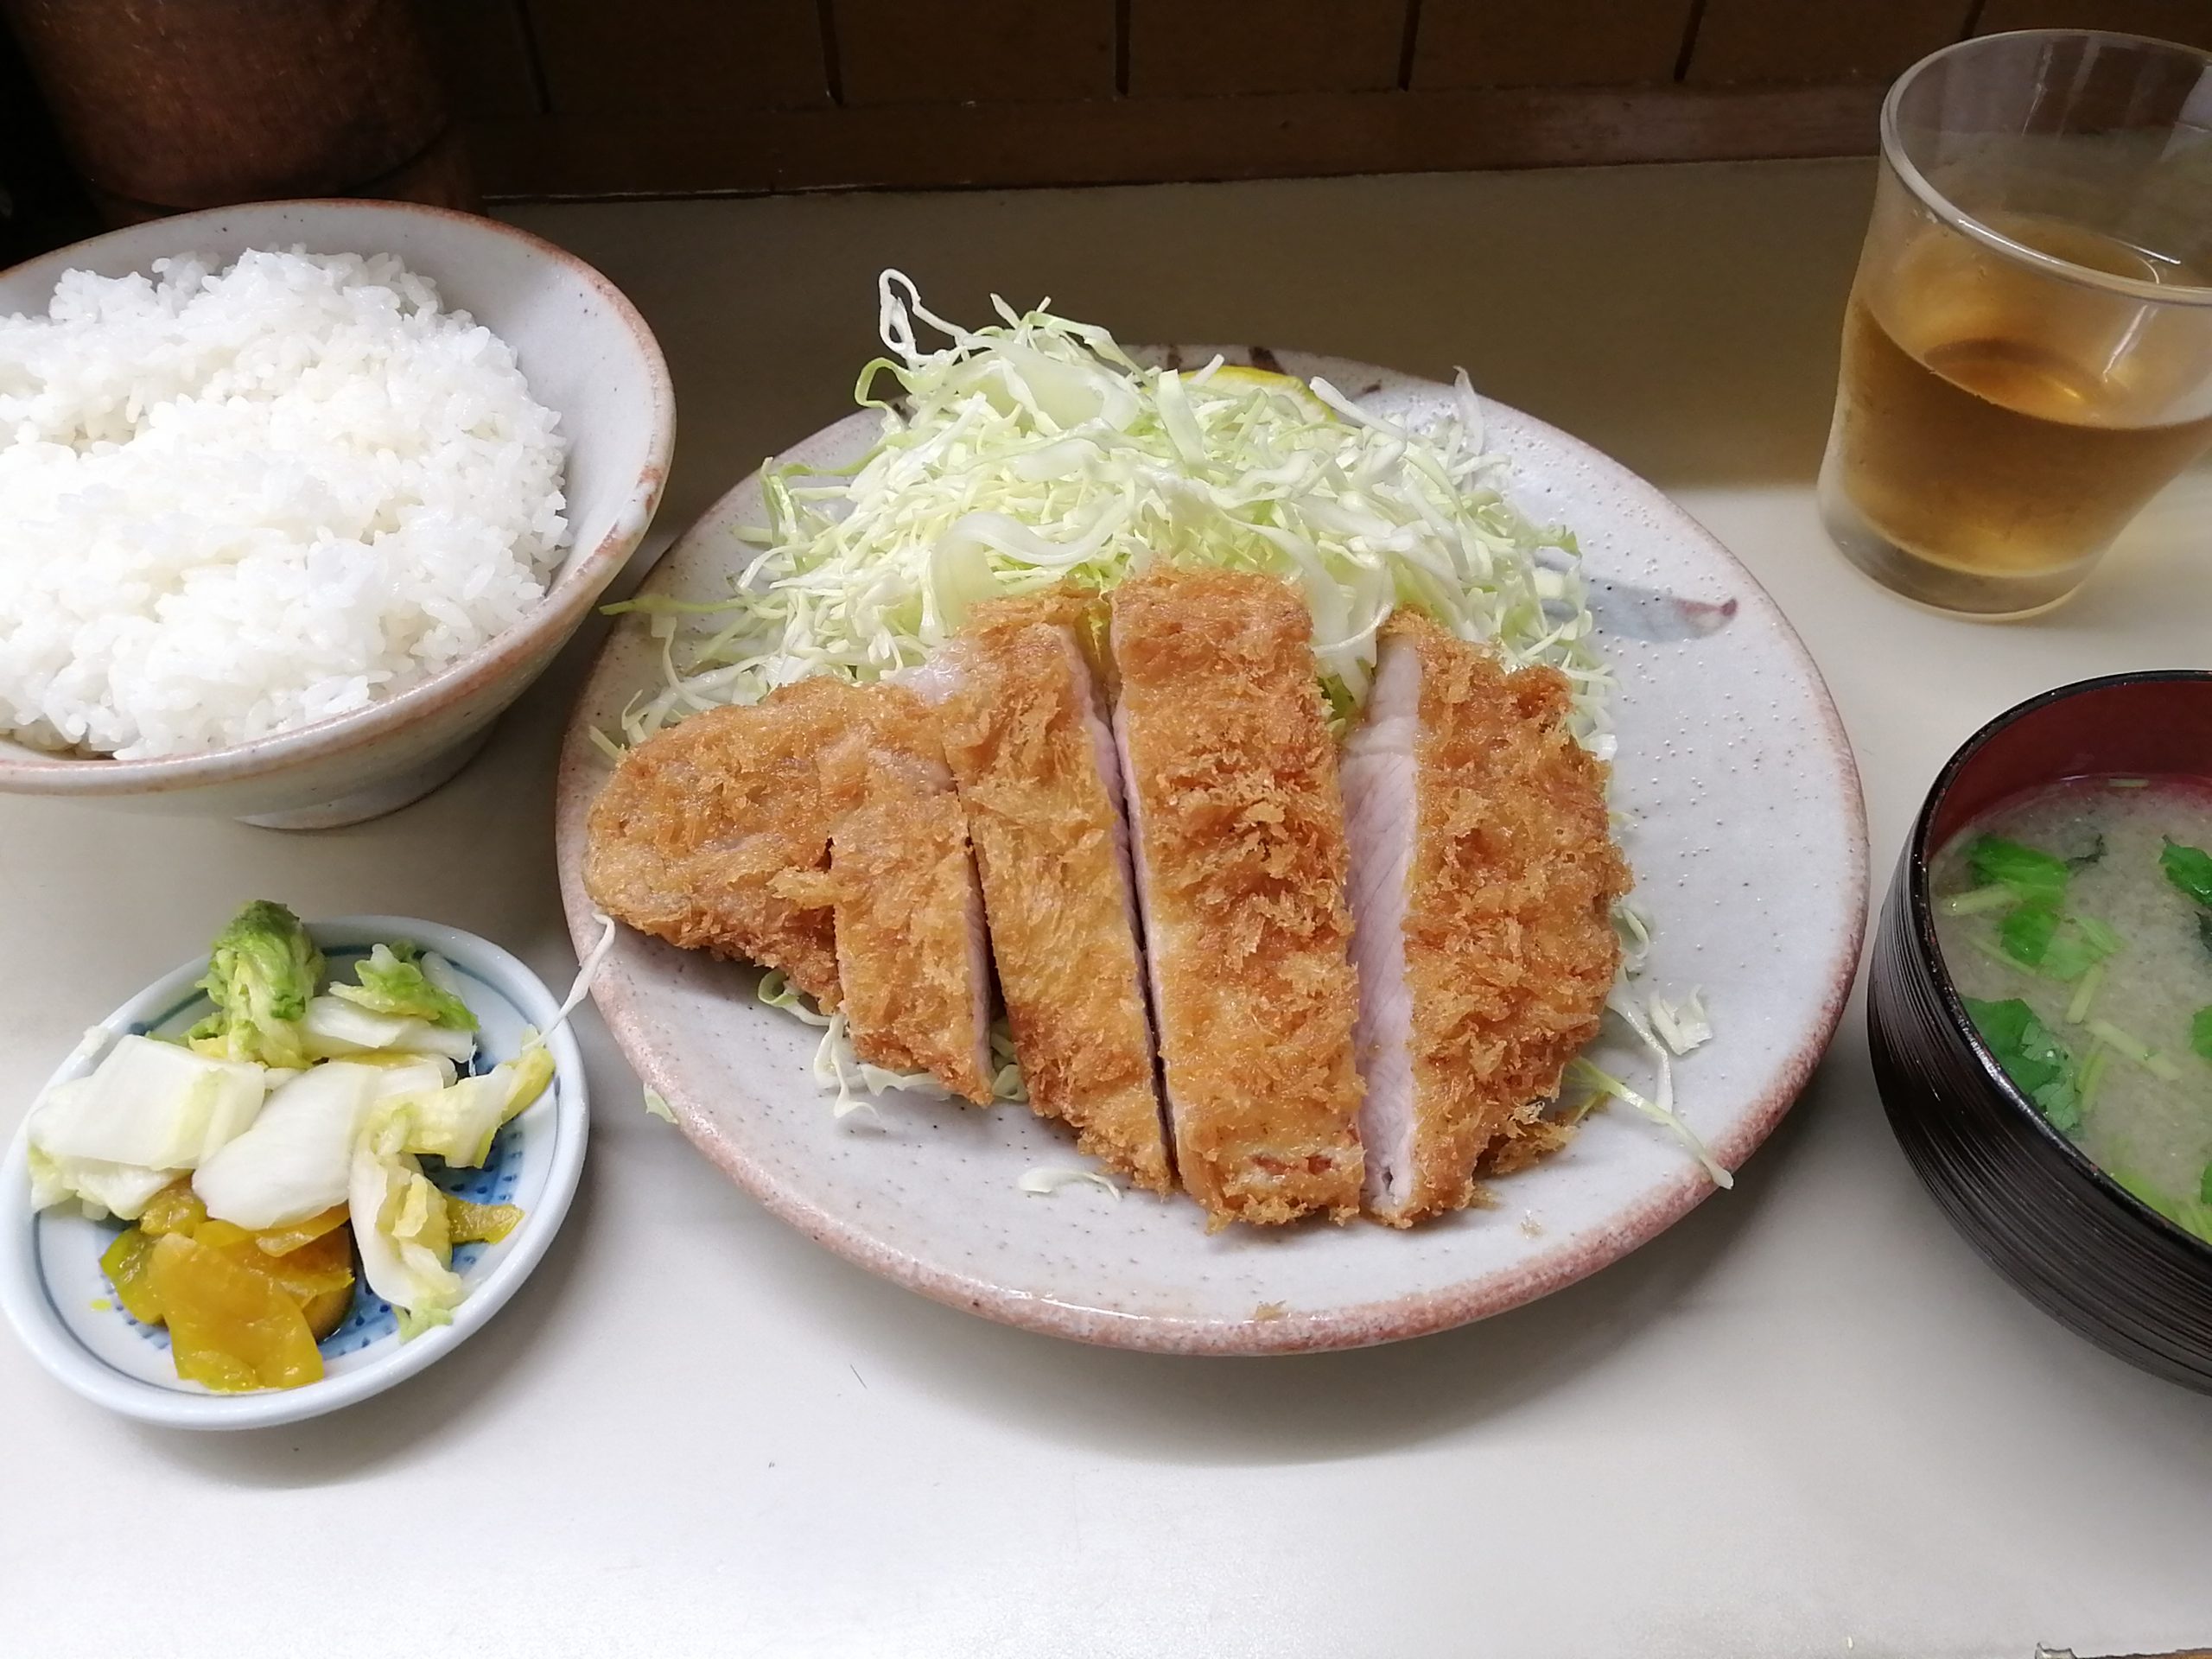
[2035,925,2123,986]
[2159,838,2212,908]
[2076,1046,2112,1111]
[1999,904,2060,967]
[329,943,476,1033]
[2039,918,2121,982]
[2085,1017,2184,1082]
[1963,996,2082,1132]
[2194,1008,2212,1063]
[1967,836,2071,906]
[2202,1163,2212,1207]
[1996,903,2119,982]
[187,900,322,1070]
[1942,886,2018,916]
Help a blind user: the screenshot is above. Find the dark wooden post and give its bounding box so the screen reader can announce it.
[0,0,474,224]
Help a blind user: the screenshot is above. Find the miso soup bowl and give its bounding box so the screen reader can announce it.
[1869,671,2212,1392]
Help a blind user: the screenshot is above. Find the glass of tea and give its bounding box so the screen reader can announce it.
[1821,30,2212,617]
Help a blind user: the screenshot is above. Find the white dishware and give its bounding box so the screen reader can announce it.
[554,348,1866,1354]
[0,200,675,829]
[0,916,588,1428]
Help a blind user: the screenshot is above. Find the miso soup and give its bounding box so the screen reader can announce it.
[1931,776,2212,1245]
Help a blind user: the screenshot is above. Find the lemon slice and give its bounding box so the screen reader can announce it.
[1202,361,1333,420]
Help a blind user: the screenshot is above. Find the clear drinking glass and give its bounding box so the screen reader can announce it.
[1820,29,2212,618]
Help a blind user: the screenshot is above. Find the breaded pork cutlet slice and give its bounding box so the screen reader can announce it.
[1342,612,1630,1225]
[912,590,1171,1191]
[817,685,995,1105]
[1110,569,1363,1227]
[583,676,877,1007]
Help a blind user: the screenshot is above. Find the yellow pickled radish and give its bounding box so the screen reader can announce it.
[251,1203,349,1256]
[137,1179,207,1238]
[99,1226,165,1325]
[146,1232,323,1392]
[446,1198,524,1244]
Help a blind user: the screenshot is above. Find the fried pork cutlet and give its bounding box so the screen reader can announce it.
[1341,612,1630,1226]
[1110,569,1364,1227]
[819,685,995,1105]
[583,676,878,1007]
[917,592,1171,1191]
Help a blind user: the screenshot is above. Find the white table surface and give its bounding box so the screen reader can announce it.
[4,160,2209,1659]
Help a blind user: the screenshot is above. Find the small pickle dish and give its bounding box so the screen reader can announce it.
[0,911,588,1428]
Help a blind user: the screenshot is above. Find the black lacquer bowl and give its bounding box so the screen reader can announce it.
[1869,671,2212,1391]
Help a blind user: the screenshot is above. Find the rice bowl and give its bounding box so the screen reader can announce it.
[1,250,570,760]
[0,200,673,828]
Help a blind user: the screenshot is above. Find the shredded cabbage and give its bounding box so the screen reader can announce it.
[756,969,935,1118]
[611,271,1608,750]
[543,912,618,1040]
[1565,992,1733,1190]
[753,970,1027,1116]
[1649,989,1712,1057]
[989,1022,1025,1103]
[1017,1166,1121,1199]
[1612,899,1655,977]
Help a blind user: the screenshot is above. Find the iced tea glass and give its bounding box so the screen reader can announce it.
[1821,30,2212,618]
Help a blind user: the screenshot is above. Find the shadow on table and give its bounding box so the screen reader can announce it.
[809,1056,1831,1469]
[506,157,1872,517]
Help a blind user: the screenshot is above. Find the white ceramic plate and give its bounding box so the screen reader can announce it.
[0,917,588,1427]
[554,349,1866,1355]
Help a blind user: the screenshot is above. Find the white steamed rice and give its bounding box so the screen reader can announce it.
[0,248,569,760]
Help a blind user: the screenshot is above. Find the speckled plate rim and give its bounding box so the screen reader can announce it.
[0,199,676,798]
[556,351,1869,1355]
[0,917,589,1427]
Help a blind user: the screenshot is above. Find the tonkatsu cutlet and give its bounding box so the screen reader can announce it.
[585,675,994,1104]
[1342,612,1629,1225]
[1110,568,1364,1227]
[918,592,1171,1191]
[583,675,877,1007]
[817,687,995,1104]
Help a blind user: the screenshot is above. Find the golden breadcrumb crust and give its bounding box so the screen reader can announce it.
[829,794,994,1103]
[1380,612,1629,1225]
[1111,568,1364,1228]
[582,676,874,1007]
[937,596,1171,1191]
[820,685,994,1104]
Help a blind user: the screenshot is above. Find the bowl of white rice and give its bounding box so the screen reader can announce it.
[0,200,673,828]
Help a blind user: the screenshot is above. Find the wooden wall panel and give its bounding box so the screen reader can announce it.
[1127,0,1410,97]
[471,81,1886,198]
[834,0,1115,105]
[1687,0,1975,83]
[413,0,541,118]
[528,0,829,115]
[438,0,2026,201]
[1413,0,1694,89]
[1975,0,2212,48]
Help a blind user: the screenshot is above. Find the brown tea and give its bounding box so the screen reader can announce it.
[1827,214,2212,611]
